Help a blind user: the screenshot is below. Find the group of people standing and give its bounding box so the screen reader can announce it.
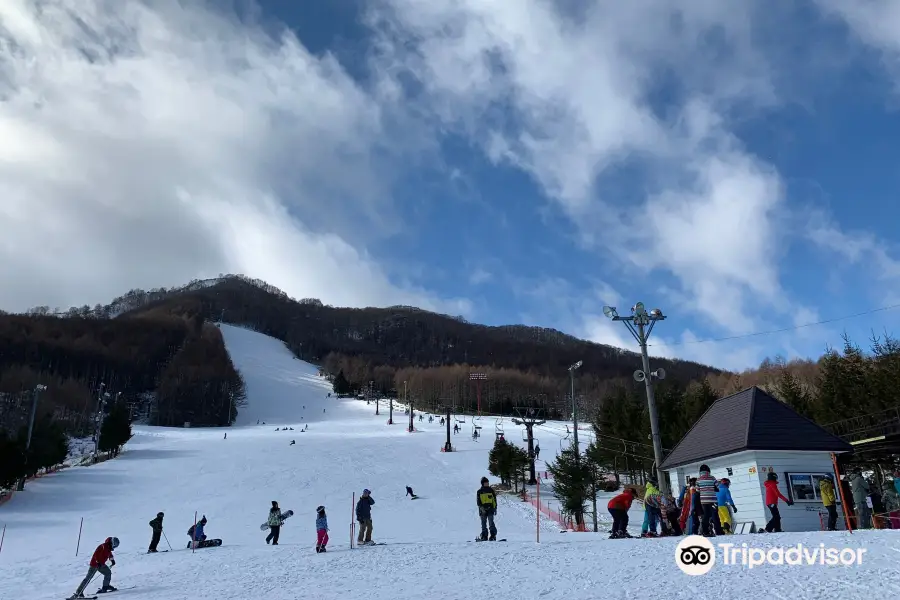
[607,464,798,539]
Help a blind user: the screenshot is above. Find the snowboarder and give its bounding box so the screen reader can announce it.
[476,477,498,541]
[148,512,164,552]
[607,488,636,538]
[70,536,118,598]
[224,432,227,439]
[716,478,737,533]
[406,486,417,499]
[188,515,208,548]
[356,489,375,545]
[764,472,793,532]
[315,505,329,552]
[534,444,540,460]
[290,440,296,445]
[266,501,284,545]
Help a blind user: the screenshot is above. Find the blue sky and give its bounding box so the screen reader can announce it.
[3,0,900,371]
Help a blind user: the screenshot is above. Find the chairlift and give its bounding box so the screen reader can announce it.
[495,417,504,434]
[456,415,466,423]
[521,428,529,442]
[472,421,482,441]
[559,430,572,451]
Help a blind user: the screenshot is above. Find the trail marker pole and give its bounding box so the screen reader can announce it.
[76,517,83,556]
[350,493,356,549]
[0,523,6,554]
[192,512,197,553]
[536,478,540,543]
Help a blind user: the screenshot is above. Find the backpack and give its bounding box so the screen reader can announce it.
[187,524,195,537]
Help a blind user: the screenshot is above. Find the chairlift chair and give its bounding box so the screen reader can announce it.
[495,417,504,434]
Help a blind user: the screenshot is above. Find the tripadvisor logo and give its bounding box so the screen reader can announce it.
[675,535,866,575]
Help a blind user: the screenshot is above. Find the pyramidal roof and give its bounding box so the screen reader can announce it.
[659,386,853,470]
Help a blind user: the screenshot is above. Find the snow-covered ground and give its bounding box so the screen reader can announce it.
[1,324,897,600]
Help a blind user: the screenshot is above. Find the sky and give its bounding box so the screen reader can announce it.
[2,0,900,372]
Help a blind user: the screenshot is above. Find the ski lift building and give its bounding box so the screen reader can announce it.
[659,387,853,533]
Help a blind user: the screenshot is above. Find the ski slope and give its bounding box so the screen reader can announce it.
[1,324,897,600]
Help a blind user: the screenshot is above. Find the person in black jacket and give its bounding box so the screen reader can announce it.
[148,512,164,553]
[476,477,498,541]
[356,489,375,545]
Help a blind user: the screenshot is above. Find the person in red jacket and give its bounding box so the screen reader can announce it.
[69,536,119,598]
[607,488,638,539]
[764,473,793,532]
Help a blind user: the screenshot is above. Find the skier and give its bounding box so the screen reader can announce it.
[476,476,498,541]
[454,423,459,434]
[716,478,737,533]
[148,511,164,553]
[356,489,375,545]
[696,465,721,536]
[607,488,636,538]
[406,486,418,499]
[69,536,118,598]
[315,505,329,552]
[763,472,793,532]
[187,515,208,548]
[224,432,227,439]
[266,501,284,545]
[641,478,662,537]
[819,475,838,530]
[534,444,540,460]
[290,440,296,445]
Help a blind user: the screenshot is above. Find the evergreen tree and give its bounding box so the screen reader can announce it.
[488,437,528,487]
[0,431,25,489]
[773,366,814,419]
[546,442,591,528]
[99,401,132,454]
[332,370,351,396]
[19,416,68,477]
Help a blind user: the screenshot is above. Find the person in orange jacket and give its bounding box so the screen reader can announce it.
[764,472,793,532]
[608,488,638,539]
[69,536,119,598]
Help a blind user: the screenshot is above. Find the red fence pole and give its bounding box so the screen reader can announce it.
[536,478,540,543]
[350,493,355,549]
[192,512,197,553]
[0,523,6,554]
[76,517,84,556]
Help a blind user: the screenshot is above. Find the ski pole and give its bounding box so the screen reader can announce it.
[162,530,173,550]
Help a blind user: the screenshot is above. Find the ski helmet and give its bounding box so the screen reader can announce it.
[363,489,371,495]
[719,478,730,486]
[157,512,164,518]
[316,505,325,513]
[110,537,120,549]
[767,472,778,481]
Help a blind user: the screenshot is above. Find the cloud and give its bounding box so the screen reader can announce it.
[366,0,798,337]
[0,0,467,314]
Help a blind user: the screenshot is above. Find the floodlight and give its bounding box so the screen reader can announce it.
[633,302,645,315]
[602,306,617,318]
[650,308,662,318]
[570,360,583,370]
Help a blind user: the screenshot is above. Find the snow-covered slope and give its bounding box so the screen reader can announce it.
[1,324,897,600]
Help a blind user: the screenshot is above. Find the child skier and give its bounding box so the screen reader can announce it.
[315,505,329,552]
[716,478,737,533]
[148,512,164,552]
[266,501,284,545]
[69,536,118,598]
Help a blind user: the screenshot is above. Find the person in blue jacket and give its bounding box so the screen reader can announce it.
[188,515,207,548]
[716,478,737,533]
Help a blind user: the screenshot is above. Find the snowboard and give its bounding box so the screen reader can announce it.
[472,538,507,542]
[260,510,294,531]
[68,597,97,599]
[187,538,222,549]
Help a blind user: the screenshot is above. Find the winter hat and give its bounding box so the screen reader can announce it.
[626,488,637,495]
[481,477,489,485]
[157,512,164,518]
[699,464,710,473]
[719,478,730,486]
[767,472,778,481]
[200,515,207,523]
[272,501,278,508]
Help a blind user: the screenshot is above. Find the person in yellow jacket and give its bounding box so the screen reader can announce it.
[476,477,498,541]
[819,475,838,531]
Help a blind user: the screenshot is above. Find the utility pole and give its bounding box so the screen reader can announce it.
[444,405,452,452]
[469,373,487,415]
[512,407,545,485]
[406,382,415,433]
[17,384,47,491]
[602,302,668,495]
[568,361,582,455]
[372,381,378,415]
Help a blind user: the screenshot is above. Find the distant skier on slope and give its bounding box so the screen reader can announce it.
[406,486,418,499]
[148,512,164,553]
[534,444,540,460]
[476,477,498,541]
[69,536,118,598]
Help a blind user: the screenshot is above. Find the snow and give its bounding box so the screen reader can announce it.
[1,323,898,600]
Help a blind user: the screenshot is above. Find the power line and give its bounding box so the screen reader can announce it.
[657,302,900,347]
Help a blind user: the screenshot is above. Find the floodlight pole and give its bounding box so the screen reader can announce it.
[512,408,545,485]
[17,384,47,491]
[93,384,107,464]
[602,302,668,495]
[568,361,582,456]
